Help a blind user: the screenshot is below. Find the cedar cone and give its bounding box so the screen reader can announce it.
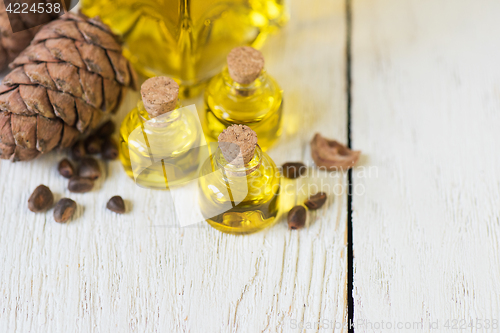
[0,0,67,71]
[0,12,137,161]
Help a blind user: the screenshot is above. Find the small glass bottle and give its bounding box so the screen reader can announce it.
[203,46,283,150]
[119,76,202,189]
[198,124,281,234]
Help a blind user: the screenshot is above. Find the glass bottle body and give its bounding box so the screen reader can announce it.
[119,102,202,189]
[81,0,287,97]
[203,68,283,150]
[198,145,281,234]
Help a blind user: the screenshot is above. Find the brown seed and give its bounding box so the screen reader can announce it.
[96,120,115,138]
[85,135,103,154]
[58,158,74,178]
[71,140,86,160]
[282,162,307,179]
[304,192,327,210]
[68,176,94,193]
[53,198,77,223]
[288,205,306,230]
[107,196,125,214]
[101,138,118,160]
[79,157,101,180]
[28,185,54,212]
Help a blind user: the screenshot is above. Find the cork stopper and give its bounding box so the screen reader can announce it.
[227,46,265,85]
[140,76,179,118]
[218,125,258,165]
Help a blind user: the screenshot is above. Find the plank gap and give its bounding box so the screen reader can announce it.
[345,0,355,331]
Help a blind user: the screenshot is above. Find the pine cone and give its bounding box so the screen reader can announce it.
[0,12,137,161]
[0,0,65,71]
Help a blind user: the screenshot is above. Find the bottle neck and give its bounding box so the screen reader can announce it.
[138,100,182,128]
[215,144,263,177]
[222,67,265,97]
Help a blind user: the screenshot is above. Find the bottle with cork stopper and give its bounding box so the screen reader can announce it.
[203,46,283,151]
[198,124,281,234]
[119,76,203,189]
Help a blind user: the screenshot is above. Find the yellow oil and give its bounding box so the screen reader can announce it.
[81,0,287,97]
[119,101,203,189]
[203,68,283,151]
[198,144,280,234]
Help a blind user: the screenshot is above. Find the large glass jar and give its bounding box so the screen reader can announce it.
[81,0,287,97]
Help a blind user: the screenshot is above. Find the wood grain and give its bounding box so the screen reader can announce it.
[0,0,349,331]
[352,0,500,330]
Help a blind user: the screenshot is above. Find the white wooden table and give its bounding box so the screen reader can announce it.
[1,0,500,332]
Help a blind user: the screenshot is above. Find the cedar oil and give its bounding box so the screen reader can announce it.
[81,0,287,97]
[198,125,281,234]
[203,47,283,150]
[119,77,203,189]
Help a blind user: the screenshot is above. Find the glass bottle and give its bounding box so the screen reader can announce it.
[203,46,283,151]
[119,76,203,189]
[80,0,288,98]
[198,124,281,234]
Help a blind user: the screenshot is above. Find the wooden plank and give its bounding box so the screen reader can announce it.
[352,0,500,329]
[0,0,348,331]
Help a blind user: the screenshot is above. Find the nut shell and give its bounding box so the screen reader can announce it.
[101,138,118,160]
[288,205,306,230]
[68,176,94,193]
[107,195,125,214]
[58,158,74,178]
[304,192,327,210]
[53,198,76,223]
[282,162,307,179]
[28,184,54,212]
[78,157,101,180]
[310,133,360,170]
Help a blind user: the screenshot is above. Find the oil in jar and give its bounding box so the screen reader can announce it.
[198,124,281,234]
[203,46,283,151]
[80,0,288,97]
[119,76,204,189]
